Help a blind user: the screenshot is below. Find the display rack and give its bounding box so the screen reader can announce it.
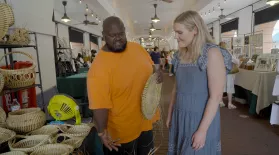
[0,32,45,111]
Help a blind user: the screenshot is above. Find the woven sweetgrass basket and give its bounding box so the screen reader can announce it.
[30,144,74,155]
[0,106,6,123]
[0,4,10,41]
[0,73,4,93]
[27,125,59,137]
[58,124,92,137]
[6,108,46,133]
[0,3,14,27]
[8,135,51,153]
[0,151,27,155]
[141,74,162,120]
[0,127,16,144]
[55,133,84,149]
[0,51,36,89]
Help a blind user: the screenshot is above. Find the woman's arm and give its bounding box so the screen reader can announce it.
[199,48,226,132]
[166,79,176,128]
[192,47,226,150]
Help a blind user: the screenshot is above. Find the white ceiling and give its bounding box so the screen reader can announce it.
[54,0,110,26]
[107,0,198,39]
[199,0,261,24]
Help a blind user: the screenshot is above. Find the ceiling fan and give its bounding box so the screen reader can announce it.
[218,9,232,20]
[145,23,161,32]
[74,14,98,26]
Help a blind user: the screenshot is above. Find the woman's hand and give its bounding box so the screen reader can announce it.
[192,129,207,151]
[166,114,171,128]
[99,130,121,151]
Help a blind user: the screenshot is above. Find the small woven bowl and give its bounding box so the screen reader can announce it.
[27,125,59,137]
[0,151,27,155]
[0,127,16,144]
[30,144,74,155]
[58,124,92,137]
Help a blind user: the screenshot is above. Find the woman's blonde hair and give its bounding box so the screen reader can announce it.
[174,11,214,63]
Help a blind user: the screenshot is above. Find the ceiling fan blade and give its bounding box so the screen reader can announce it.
[88,22,98,25]
[155,29,162,30]
[73,23,83,25]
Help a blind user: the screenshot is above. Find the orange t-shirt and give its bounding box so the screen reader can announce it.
[87,42,159,143]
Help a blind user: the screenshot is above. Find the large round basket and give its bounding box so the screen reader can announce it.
[58,124,92,137]
[0,51,36,89]
[6,108,46,133]
[30,144,73,155]
[0,127,16,144]
[27,125,59,137]
[8,135,51,153]
[141,74,162,120]
[55,133,84,149]
[0,73,4,93]
[0,151,27,155]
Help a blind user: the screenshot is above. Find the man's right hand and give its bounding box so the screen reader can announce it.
[99,130,121,151]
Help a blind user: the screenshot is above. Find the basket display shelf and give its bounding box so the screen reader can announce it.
[0,32,45,111]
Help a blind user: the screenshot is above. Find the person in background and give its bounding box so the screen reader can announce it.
[167,11,231,154]
[219,41,239,109]
[160,48,167,70]
[167,50,174,76]
[150,46,161,70]
[87,16,163,155]
[90,49,97,63]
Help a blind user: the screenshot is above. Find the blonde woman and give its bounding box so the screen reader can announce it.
[166,11,232,154]
[219,42,239,109]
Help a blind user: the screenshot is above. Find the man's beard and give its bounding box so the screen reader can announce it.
[106,41,127,53]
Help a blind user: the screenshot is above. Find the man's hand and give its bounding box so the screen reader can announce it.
[99,130,121,151]
[156,70,163,84]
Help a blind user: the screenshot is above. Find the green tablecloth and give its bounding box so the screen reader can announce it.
[235,85,258,115]
[79,67,89,73]
[57,72,87,98]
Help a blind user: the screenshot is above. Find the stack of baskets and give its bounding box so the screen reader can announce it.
[0,107,93,155]
[0,51,36,90]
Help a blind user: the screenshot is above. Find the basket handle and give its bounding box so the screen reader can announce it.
[0,51,36,65]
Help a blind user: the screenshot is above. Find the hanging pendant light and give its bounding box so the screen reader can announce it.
[150,23,156,31]
[266,0,279,6]
[151,4,160,23]
[61,1,71,23]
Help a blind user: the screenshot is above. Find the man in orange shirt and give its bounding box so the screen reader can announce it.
[87,16,162,155]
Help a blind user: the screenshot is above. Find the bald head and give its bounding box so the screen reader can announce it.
[103,16,125,33]
[102,16,127,53]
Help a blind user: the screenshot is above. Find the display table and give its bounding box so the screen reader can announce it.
[235,69,277,114]
[57,72,87,98]
[79,67,89,73]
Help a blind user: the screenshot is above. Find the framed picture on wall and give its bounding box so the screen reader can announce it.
[221,38,233,50]
[254,56,273,72]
